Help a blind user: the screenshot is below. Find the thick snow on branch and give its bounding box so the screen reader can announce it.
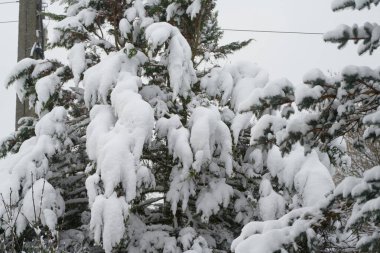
[163,106,234,216]
[335,166,380,226]
[230,144,336,251]
[267,145,334,206]
[166,166,196,215]
[85,46,154,252]
[258,178,285,221]
[250,114,287,146]
[20,179,65,234]
[324,23,380,55]
[156,116,193,176]
[50,8,97,45]
[331,0,380,11]
[231,206,324,253]
[186,0,202,20]
[294,151,335,207]
[90,194,128,253]
[231,112,253,145]
[201,62,266,110]
[83,45,147,108]
[68,42,86,86]
[145,22,197,99]
[5,58,39,101]
[202,62,294,115]
[166,0,202,21]
[237,78,293,113]
[196,179,234,222]
[35,67,67,115]
[119,0,154,41]
[189,106,233,176]
[363,107,380,139]
[86,105,116,161]
[0,107,68,235]
[86,75,154,200]
[333,166,380,249]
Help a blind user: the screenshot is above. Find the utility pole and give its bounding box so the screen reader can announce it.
[16,0,45,129]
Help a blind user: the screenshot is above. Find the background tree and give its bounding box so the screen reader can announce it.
[232,0,380,252]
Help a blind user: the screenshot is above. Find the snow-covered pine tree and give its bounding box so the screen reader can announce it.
[1,0,256,252]
[322,1,380,251]
[4,0,378,252]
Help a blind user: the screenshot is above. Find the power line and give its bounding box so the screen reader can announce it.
[0,1,19,5]
[0,20,325,36]
[0,20,17,24]
[222,28,324,36]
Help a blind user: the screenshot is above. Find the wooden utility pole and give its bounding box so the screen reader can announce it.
[16,0,44,129]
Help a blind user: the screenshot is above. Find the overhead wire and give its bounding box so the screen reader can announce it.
[0,1,326,35]
[0,12,326,37]
[0,1,19,5]
[0,22,327,36]
[0,1,326,36]
[0,0,19,24]
[0,20,17,24]
[221,28,324,35]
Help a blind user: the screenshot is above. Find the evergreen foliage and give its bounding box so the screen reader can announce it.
[1,0,251,252]
[232,1,380,252]
[0,0,378,252]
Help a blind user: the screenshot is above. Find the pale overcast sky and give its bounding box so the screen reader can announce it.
[0,0,379,138]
